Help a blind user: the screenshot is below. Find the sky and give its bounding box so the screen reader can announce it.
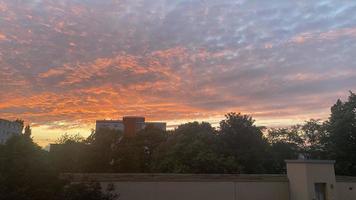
[0,0,356,146]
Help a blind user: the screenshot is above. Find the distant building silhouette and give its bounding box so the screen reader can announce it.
[96,116,166,137]
[95,120,125,132]
[0,119,23,144]
[122,116,145,137]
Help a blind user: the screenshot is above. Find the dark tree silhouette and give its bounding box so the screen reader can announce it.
[325,91,356,175]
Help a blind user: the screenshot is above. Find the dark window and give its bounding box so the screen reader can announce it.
[315,183,327,200]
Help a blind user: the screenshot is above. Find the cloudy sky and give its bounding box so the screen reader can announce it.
[1,0,356,146]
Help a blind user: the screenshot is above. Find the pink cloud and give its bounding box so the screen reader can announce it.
[290,27,356,44]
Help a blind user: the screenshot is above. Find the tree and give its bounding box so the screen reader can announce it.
[113,125,167,173]
[0,134,120,200]
[0,135,63,200]
[326,91,356,175]
[301,119,327,159]
[85,128,123,172]
[152,122,239,173]
[266,119,327,173]
[50,134,89,173]
[219,113,270,173]
[56,133,85,144]
[267,127,304,149]
[24,125,32,137]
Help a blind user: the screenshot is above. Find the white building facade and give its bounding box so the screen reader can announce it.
[96,117,167,137]
[96,120,125,132]
[0,119,23,144]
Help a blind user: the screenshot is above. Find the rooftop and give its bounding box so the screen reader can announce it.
[285,160,336,164]
[96,120,123,123]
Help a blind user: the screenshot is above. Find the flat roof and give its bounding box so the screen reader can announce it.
[0,119,23,125]
[285,160,335,164]
[61,173,288,183]
[96,120,123,123]
[123,116,145,119]
[0,119,16,123]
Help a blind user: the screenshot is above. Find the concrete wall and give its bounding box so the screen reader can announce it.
[236,182,289,200]
[63,161,356,200]
[336,177,356,200]
[102,182,235,200]
[286,160,337,200]
[64,174,289,200]
[286,163,309,200]
[100,181,290,200]
[305,163,337,200]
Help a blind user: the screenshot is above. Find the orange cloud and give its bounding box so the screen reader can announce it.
[1,0,356,147]
[38,68,66,78]
[0,33,7,41]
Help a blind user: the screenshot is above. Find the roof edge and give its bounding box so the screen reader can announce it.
[61,173,289,183]
[285,160,335,164]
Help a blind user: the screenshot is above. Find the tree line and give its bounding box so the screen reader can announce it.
[0,91,355,200]
[51,92,356,175]
[0,132,119,200]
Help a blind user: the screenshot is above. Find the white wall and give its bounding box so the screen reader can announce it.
[96,120,124,132]
[336,181,356,200]
[236,182,289,200]
[100,181,289,200]
[286,160,337,200]
[63,160,356,200]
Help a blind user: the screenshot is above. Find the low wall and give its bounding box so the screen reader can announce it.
[62,174,290,200]
[336,176,356,200]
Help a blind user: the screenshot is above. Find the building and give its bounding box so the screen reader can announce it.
[122,116,146,137]
[96,116,167,137]
[63,160,356,200]
[144,122,167,131]
[0,119,23,144]
[96,120,124,132]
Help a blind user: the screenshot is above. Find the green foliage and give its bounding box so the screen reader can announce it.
[24,125,32,137]
[4,90,356,194]
[50,143,89,173]
[113,126,166,173]
[219,113,270,173]
[0,135,63,200]
[0,135,120,200]
[50,133,89,173]
[301,119,327,158]
[56,133,85,144]
[326,91,356,175]
[266,120,327,173]
[152,122,239,173]
[47,94,356,175]
[86,129,122,172]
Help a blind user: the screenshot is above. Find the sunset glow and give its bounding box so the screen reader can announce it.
[1,0,356,146]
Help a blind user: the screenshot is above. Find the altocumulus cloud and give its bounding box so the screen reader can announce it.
[0,0,356,145]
